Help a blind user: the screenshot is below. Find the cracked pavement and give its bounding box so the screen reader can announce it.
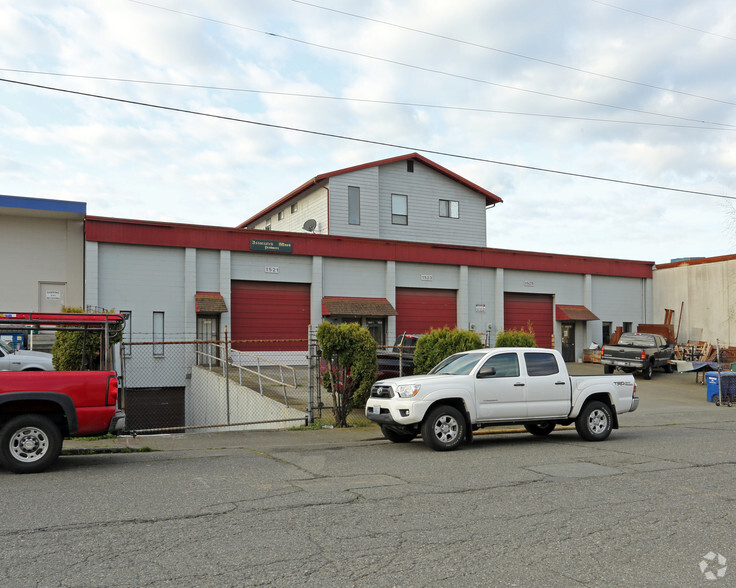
[2,370,736,586]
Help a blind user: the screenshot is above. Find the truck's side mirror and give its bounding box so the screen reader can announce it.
[477,366,497,379]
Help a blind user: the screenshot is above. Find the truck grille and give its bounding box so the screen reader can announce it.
[370,385,393,399]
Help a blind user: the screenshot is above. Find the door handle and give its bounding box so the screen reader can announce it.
[555,381,566,385]
[514,382,525,387]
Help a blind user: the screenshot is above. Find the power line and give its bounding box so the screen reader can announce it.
[587,0,736,42]
[2,68,731,132]
[2,76,733,201]
[126,0,735,129]
[290,0,736,108]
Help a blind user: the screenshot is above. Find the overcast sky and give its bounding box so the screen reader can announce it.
[2,0,735,264]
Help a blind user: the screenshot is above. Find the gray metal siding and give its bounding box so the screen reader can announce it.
[322,258,386,297]
[592,275,647,329]
[230,251,312,284]
[377,160,486,246]
[327,168,380,239]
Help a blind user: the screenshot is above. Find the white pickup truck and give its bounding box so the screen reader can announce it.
[366,347,638,451]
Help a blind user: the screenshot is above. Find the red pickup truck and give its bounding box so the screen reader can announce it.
[0,312,126,474]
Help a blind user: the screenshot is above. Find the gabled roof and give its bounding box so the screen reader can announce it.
[236,152,502,228]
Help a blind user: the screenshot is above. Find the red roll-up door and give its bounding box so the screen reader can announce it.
[231,281,310,350]
[503,292,554,348]
[395,288,457,335]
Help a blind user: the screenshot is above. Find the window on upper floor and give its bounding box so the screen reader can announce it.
[291,203,298,213]
[439,199,459,219]
[348,186,360,225]
[153,311,165,356]
[278,211,285,221]
[407,160,414,173]
[265,217,271,230]
[391,193,408,225]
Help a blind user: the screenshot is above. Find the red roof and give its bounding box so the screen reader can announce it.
[236,152,503,228]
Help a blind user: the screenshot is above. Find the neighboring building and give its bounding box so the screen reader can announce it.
[238,153,502,248]
[0,195,85,313]
[654,255,736,346]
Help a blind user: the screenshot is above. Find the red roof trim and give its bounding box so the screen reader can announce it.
[236,152,502,228]
[85,216,653,278]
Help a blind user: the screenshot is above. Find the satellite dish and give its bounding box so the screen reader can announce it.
[303,219,317,232]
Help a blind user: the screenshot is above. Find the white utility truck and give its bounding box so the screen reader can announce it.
[366,347,639,451]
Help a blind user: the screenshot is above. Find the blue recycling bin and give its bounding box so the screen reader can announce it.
[707,371,736,402]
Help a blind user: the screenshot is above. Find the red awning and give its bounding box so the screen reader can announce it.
[195,292,228,313]
[322,297,397,317]
[556,304,599,321]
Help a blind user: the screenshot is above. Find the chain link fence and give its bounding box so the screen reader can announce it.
[120,330,372,434]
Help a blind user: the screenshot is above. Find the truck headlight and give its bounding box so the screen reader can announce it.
[396,384,421,398]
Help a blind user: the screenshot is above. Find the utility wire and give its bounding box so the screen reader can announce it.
[127,0,735,129]
[587,0,736,42]
[2,68,731,132]
[291,0,736,107]
[2,76,733,201]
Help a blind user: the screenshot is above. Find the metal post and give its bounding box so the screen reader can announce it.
[307,325,314,424]
[225,326,231,425]
[717,339,722,406]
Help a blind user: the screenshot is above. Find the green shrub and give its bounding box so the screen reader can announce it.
[316,322,377,427]
[52,306,123,371]
[413,327,483,374]
[495,328,537,348]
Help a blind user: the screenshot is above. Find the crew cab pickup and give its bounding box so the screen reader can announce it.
[0,371,125,473]
[366,347,638,451]
[600,332,674,379]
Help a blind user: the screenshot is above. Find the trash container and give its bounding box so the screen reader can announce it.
[707,371,736,402]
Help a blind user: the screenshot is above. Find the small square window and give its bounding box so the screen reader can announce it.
[264,217,272,230]
[291,203,298,213]
[439,199,459,218]
[278,211,285,221]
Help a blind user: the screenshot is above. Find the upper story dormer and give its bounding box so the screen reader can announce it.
[237,153,502,247]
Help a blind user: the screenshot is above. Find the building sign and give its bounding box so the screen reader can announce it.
[475,304,486,312]
[265,266,280,274]
[420,274,433,281]
[250,239,292,253]
[524,280,535,287]
[45,290,62,300]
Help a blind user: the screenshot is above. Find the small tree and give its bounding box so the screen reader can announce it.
[52,306,123,371]
[316,322,377,427]
[413,327,483,374]
[495,322,537,348]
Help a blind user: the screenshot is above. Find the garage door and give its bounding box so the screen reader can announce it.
[231,281,310,350]
[395,288,457,335]
[504,293,554,348]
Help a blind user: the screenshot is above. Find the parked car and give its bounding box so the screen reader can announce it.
[366,347,638,451]
[600,332,674,379]
[0,339,54,371]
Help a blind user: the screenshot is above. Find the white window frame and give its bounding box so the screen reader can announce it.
[391,193,408,225]
[348,186,360,225]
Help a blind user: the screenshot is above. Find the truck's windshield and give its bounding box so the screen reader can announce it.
[428,352,485,375]
[0,340,14,354]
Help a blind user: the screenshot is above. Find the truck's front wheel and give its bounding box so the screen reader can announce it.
[421,405,466,451]
[0,414,63,474]
[575,401,613,441]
